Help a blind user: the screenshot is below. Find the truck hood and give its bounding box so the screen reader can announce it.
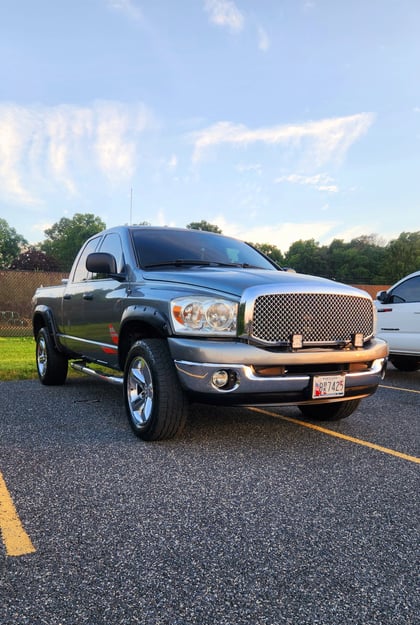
[141,267,363,299]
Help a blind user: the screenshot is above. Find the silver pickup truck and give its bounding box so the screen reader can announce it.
[32,226,388,440]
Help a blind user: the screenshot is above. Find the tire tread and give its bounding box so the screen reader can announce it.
[124,339,187,441]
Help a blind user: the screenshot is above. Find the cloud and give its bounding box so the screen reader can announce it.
[204,0,245,32]
[32,222,54,236]
[213,216,337,253]
[236,163,262,174]
[257,26,270,52]
[191,113,375,166]
[214,217,391,252]
[93,102,149,181]
[0,101,154,204]
[0,108,39,204]
[303,1,316,12]
[168,154,178,170]
[106,0,143,21]
[276,173,339,193]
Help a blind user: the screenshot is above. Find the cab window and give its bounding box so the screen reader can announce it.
[98,233,125,274]
[390,276,420,303]
[71,237,101,283]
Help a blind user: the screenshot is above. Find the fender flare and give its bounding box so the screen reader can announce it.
[120,305,173,337]
[32,305,62,350]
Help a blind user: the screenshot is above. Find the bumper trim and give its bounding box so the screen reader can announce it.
[168,337,388,366]
[174,357,387,403]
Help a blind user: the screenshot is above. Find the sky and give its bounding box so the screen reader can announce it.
[0,0,419,253]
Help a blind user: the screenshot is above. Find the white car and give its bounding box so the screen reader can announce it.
[375,270,420,371]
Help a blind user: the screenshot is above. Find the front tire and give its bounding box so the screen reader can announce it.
[36,327,68,385]
[124,339,187,441]
[298,398,361,421]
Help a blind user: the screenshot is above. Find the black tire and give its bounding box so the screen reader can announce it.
[36,327,68,385]
[298,398,361,421]
[390,357,420,372]
[124,338,187,441]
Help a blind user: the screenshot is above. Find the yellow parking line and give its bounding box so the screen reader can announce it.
[0,472,36,556]
[249,407,420,464]
[380,384,420,394]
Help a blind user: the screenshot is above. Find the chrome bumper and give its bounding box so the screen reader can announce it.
[168,337,388,404]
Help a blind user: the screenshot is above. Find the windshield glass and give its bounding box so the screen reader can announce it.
[130,228,277,270]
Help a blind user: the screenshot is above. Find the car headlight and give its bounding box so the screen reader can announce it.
[171,297,237,335]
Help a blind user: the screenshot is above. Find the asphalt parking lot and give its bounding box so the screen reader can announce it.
[0,366,419,625]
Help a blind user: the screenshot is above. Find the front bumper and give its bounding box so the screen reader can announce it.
[168,337,388,405]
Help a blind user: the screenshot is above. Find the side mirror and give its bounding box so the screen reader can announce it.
[85,252,127,283]
[376,290,388,303]
[86,252,117,274]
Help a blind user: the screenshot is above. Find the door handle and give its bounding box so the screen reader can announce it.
[83,293,93,300]
[63,294,72,300]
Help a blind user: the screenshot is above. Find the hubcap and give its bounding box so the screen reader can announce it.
[37,336,47,377]
[127,356,154,428]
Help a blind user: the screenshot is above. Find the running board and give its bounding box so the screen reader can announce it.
[71,361,123,385]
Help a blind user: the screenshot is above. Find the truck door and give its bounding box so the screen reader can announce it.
[61,236,101,358]
[61,233,127,366]
[81,233,127,367]
[377,274,420,354]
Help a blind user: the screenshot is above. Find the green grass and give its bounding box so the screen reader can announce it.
[0,337,110,382]
[0,337,37,381]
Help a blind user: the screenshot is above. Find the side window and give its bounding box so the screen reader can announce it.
[71,237,101,283]
[390,276,420,303]
[98,233,125,274]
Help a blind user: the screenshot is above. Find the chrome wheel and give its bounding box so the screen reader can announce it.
[35,327,68,385]
[37,334,48,378]
[123,339,187,441]
[126,356,154,428]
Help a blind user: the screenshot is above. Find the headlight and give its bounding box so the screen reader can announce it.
[171,297,237,335]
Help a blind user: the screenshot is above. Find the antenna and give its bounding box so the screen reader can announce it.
[130,187,133,225]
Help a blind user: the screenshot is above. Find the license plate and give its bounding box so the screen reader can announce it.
[312,375,345,398]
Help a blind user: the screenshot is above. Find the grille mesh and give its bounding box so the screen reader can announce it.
[251,293,374,345]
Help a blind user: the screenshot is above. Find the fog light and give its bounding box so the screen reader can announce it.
[212,370,230,388]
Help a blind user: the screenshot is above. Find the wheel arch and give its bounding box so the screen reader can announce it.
[33,306,58,342]
[118,307,172,370]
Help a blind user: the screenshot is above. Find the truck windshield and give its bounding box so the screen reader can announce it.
[130,228,278,270]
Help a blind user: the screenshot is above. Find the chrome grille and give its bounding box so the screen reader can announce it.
[251,293,374,345]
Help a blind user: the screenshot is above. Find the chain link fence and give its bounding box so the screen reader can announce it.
[0,270,68,337]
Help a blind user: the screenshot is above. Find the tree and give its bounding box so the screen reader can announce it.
[41,213,106,271]
[0,218,27,269]
[186,220,222,233]
[326,236,388,283]
[9,247,61,271]
[285,239,329,277]
[345,235,387,283]
[250,242,285,267]
[384,232,420,283]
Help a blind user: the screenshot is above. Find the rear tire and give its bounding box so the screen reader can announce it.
[390,357,420,372]
[36,327,68,385]
[298,398,361,421]
[124,338,187,441]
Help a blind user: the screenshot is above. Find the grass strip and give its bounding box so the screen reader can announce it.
[0,337,108,382]
[0,337,36,381]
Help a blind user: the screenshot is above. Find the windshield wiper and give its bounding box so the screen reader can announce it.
[144,259,245,269]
